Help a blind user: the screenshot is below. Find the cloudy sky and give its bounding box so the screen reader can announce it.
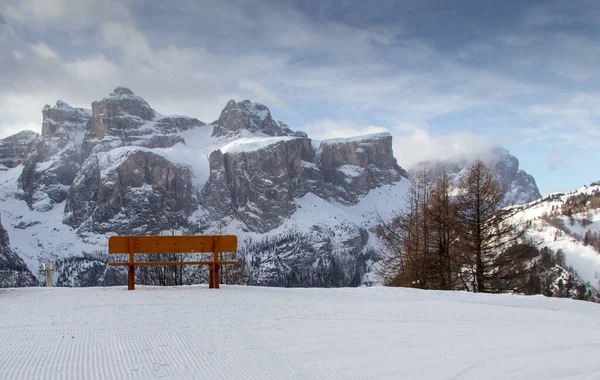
[1,0,598,195]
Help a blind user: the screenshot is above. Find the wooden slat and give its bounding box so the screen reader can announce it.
[108,235,237,254]
[108,261,237,267]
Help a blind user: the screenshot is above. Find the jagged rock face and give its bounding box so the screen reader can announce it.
[410,147,542,206]
[202,138,315,232]
[87,87,156,141]
[0,131,39,169]
[42,101,91,140]
[0,215,37,287]
[487,148,542,205]
[64,149,196,235]
[155,115,205,133]
[18,148,81,211]
[318,133,406,204]
[212,100,306,138]
[201,133,406,233]
[16,101,90,211]
[82,89,204,156]
[199,150,234,221]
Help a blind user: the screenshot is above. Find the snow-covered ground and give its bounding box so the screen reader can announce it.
[1,286,600,380]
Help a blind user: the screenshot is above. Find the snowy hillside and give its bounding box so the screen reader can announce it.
[510,182,600,289]
[2,285,600,380]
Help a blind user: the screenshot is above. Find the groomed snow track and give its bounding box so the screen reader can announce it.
[1,286,600,380]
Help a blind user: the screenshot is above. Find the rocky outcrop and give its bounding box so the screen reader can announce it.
[198,150,234,221]
[410,147,542,206]
[82,88,205,156]
[64,149,196,235]
[18,147,81,211]
[16,101,90,211]
[201,138,315,232]
[212,100,306,138]
[86,87,155,141]
[0,131,39,169]
[318,133,406,204]
[487,147,542,205]
[155,115,205,133]
[201,133,406,233]
[42,101,91,141]
[0,214,37,287]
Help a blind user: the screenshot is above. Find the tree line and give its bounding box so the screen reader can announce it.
[378,160,540,294]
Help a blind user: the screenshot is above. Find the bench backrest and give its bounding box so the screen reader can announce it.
[108,235,237,254]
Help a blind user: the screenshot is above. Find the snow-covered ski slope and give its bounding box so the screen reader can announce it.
[1,286,599,380]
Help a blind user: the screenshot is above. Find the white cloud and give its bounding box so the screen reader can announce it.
[238,79,289,112]
[545,149,565,170]
[2,0,131,30]
[99,22,154,63]
[391,124,495,168]
[300,119,496,170]
[30,43,60,60]
[0,93,50,136]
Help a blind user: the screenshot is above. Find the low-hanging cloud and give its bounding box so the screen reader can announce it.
[391,124,495,169]
[301,119,496,169]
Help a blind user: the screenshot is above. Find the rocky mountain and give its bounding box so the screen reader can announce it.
[410,147,541,206]
[0,214,37,287]
[0,87,410,288]
[212,100,306,138]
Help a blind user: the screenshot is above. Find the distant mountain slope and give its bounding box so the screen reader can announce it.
[510,182,600,292]
[410,147,542,206]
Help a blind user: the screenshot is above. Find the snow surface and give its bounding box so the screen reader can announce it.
[220,136,299,154]
[1,286,600,380]
[320,132,391,145]
[338,164,364,178]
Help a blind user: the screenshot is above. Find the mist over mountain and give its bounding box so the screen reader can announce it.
[409,147,542,207]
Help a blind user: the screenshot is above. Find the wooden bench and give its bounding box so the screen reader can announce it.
[108,235,237,290]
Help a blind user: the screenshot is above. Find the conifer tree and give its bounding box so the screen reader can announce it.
[455,160,527,293]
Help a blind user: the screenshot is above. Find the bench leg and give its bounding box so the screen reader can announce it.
[128,265,135,290]
[208,263,220,289]
[128,237,135,290]
[214,264,220,289]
